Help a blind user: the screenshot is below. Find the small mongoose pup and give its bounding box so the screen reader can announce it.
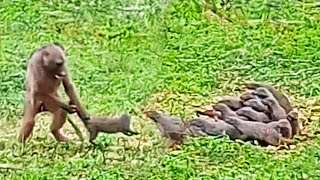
[144,110,186,148]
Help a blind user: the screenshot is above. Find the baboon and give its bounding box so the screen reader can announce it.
[224,116,292,146]
[218,97,243,111]
[144,110,186,148]
[83,114,139,144]
[243,99,269,112]
[19,42,89,143]
[240,91,257,101]
[287,111,300,136]
[186,117,242,140]
[245,82,292,113]
[236,107,271,123]
[261,97,287,121]
[213,103,249,121]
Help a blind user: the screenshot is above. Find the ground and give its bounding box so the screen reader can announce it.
[0,0,320,179]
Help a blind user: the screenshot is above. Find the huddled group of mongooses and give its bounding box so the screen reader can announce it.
[20,42,300,149]
[143,82,300,148]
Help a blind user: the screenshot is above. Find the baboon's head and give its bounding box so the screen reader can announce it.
[41,43,67,79]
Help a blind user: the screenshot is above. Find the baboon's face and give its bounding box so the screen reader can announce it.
[42,45,66,79]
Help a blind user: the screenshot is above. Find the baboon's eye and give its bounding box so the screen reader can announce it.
[56,59,64,66]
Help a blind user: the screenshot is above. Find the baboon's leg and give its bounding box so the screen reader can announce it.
[43,93,69,142]
[19,97,41,142]
[50,108,69,142]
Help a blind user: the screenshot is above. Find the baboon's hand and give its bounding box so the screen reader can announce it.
[68,101,90,120]
[65,104,78,114]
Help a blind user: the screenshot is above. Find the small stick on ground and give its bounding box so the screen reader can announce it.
[67,117,84,142]
[0,164,22,170]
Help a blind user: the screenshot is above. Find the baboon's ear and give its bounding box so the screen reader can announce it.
[42,50,49,56]
[41,50,50,66]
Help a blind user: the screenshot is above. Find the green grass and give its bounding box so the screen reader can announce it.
[1,0,320,179]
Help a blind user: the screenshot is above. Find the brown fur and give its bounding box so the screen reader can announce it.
[196,109,222,118]
[261,97,287,120]
[240,91,257,101]
[243,99,269,112]
[267,119,292,139]
[224,116,292,146]
[144,110,186,148]
[245,82,293,114]
[85,114,138,144]
[19,42,89,143]
[218,97,243,111]
[213,103,249,121]
[287,111,300,136]
[236,107,271,123]
[186,117,242,140]
[252,87,274,99]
